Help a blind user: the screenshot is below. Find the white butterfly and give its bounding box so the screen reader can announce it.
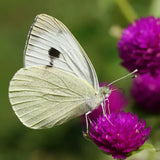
[9,14,112,129]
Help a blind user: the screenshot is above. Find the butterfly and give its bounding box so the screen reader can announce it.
[8,14,113,129]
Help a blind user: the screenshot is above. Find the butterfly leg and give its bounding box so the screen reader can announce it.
[105,97,110,115]
[102,97,113,126]
[101,94,109,116]
[85,111,91,134]
[101,101,106,116]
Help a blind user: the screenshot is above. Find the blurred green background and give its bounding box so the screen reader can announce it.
[1,0,160,159]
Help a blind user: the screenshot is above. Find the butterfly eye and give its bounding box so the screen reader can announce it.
[102,91,106,95]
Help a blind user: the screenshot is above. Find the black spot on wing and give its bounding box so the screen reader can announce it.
[49,47,60,58]
[47,47,61,67]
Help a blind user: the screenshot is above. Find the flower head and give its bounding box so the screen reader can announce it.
[131,73,160,112]
[89,111,151,159]
[118,17,160,76]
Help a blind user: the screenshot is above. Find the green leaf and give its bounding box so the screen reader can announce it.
[127,143,156,157]
[149,0,160,17]
[139,143,156,151]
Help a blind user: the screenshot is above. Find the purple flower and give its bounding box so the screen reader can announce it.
[82,83,127,122]
[89,111,151,159]
[118,17,160,76]
[131,74,160,113]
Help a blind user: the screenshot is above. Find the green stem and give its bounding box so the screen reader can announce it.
[115,0,138,23]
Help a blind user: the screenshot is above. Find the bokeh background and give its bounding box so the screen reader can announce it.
[0,0,160,159]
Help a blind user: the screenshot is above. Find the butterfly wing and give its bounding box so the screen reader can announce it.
[24,14,99,94]
[9,66,95,129]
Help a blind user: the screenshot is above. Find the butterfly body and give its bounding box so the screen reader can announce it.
[9,14,111,129]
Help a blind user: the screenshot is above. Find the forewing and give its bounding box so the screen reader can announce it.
[9,66,95,129]
[24,14,99,94]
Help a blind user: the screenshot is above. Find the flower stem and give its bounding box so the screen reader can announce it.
[115,0,138,22]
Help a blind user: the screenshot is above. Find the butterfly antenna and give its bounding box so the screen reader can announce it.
[107,69,138,87]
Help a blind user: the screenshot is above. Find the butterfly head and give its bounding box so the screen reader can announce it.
[99,86,112,98]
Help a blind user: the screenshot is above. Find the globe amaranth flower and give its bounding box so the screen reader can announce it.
[118,17,160,76]
[82,83,127,122]
[89,111,151,159]
[131,73,160,113]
